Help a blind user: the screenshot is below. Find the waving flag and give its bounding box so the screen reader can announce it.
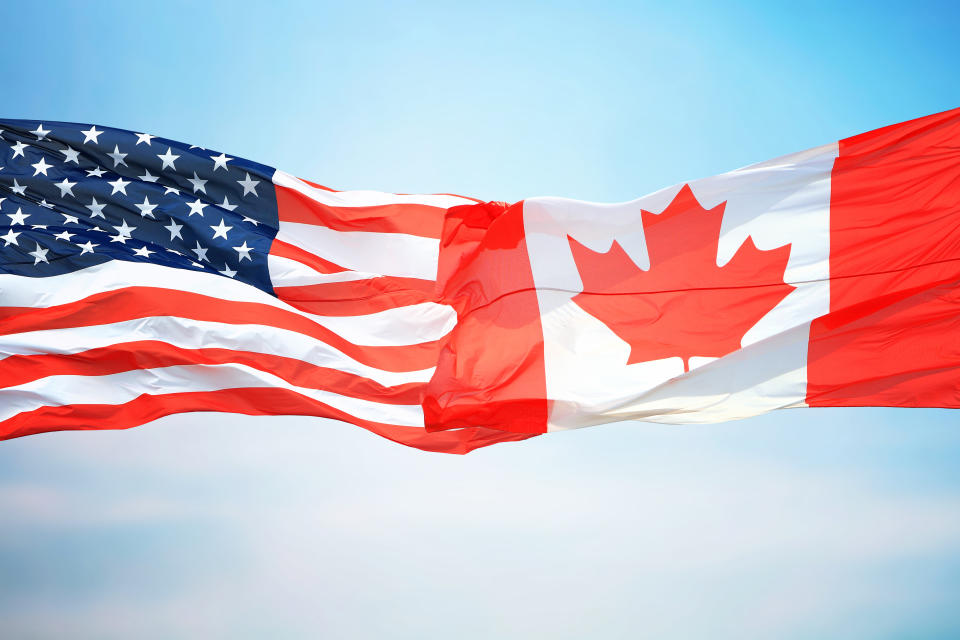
[425,107,960,436]
[1,108,958,452]
[0,119,530,453]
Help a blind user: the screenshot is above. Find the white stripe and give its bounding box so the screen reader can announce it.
[273,169,474,209]
[0,317,434,386]
[0,260,308,308]
[267,253,374,287]
[0,363,425,427]
[276,223,439,281]
[0,261,454,347]
[310,303,456,347]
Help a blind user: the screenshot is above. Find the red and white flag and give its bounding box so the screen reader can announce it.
[1,108,958,453]
[424,107,960,438]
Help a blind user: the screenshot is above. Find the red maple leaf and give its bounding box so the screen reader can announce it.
[569,184,795,372]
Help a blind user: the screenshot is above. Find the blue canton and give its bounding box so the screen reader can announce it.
[0,119,279,294]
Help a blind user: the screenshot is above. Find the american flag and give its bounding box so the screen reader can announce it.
[0,119,530,453]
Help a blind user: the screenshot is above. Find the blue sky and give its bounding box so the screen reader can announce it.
[1,1,960,638]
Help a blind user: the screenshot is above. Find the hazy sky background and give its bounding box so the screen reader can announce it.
[2,1,960,638]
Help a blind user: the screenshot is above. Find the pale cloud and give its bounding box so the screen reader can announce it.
[2,412,959,639]
[0,484,198,528]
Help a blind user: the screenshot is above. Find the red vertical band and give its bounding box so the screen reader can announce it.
[422,201,549,434]
[807,108,960,407]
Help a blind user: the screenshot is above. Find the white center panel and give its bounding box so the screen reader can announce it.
[523,143,838,430]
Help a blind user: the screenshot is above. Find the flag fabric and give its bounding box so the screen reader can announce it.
[0,119,531,453]
[1,109,958,453]
[423,107,960,437]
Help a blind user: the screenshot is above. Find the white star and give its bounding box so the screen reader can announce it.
[7,208,29,225]
[61,213,80,225]
[30,124,51,140]
[133,245,154,258]
[163,186,181,195]
[233,240,253,262]
[86,196,107,218]
[0,196,4,208]
[61,146,81,164]
[110,233,130,244]
[81,125,103,144]
[31,157,53,176]
[113,220,136,237]
[210,218,233,240]
[164,219,183,240]
[77,240,97,255]
[11,140,28,158]
[210,152,232,171]
[134,132,155,146]
[108,145,128,167]
[139,169,159,183]
[1,229,20,246]
[107,177,130,195]
[188,172,207,194]
[86,166,107,178]
[54,230,75,242]
[218,196,238,211]
[241,216,260,226]
[31,224,48,230]
[191,241,209,262]
[186,198,208,216]
[55,178,77,197]
[237,173,260,196]
[29,243,49,264]
[38,199,54,209]
[10,179,27,196]
[219,263,237,278]
[157,147,180,170]
[134,196,158,218]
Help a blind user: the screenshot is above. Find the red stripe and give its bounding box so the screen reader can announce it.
[274,277,437,316]
[423,201,549,435]
[0,341,424,404]
[0,287,439,373]
[807,107,960,407]
[271,238,347,274]
[0,387,537,454]
[276,183,445,239]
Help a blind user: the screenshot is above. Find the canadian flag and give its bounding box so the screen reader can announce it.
[424,107,960,435]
